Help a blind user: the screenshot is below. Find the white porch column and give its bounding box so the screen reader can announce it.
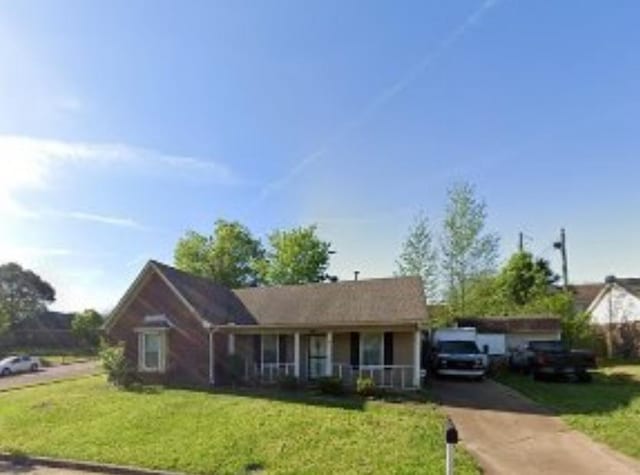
[294,332,300,378]
[228,333,236,355]
[326,331,333,376]
[413,329,421,388]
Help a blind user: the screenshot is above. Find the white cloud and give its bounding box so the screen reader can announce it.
[54,211,147,230]
[0,134,238,219]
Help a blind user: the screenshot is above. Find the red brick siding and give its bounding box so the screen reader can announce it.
[107,271,213,385]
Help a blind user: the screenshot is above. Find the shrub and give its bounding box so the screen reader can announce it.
[277,374,299,391]
[100,342,137,388]
[356,376,376,397]
[316,376,345,396]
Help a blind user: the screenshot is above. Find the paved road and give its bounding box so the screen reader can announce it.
[0,461,97,474]
[433,378,640,475]
[0,362,99,392]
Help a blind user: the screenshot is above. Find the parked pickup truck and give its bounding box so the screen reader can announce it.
[432,340,488,380]
[509,341,597,382]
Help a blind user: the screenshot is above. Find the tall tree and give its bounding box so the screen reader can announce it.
[263,225,331,285]
[441,182,499,315]
[71,309,104,348]
[396,210,438,301]
[0,263,55,333]
[496,251,558,307]
[174,219,264,287]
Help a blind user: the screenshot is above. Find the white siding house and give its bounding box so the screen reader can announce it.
[588,282,640,325]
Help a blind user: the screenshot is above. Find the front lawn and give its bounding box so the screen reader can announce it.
[497,363,640,460]
[0,376,478,474]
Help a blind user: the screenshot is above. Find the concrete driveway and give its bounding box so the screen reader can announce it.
[0,362,98,392]
[432,378,640,475]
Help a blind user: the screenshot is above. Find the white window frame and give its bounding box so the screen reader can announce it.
[359,332,384,367]
[136,330,168,373]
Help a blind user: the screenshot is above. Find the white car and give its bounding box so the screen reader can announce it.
[0,355,41,376]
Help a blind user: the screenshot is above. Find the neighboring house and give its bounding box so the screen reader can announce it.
[0,311,78,349]
[569,283,604,314]
[456,316,562,353]
[580,279,640,325]
[104,261,428,390]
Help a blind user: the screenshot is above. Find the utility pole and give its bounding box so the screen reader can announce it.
[518,232,524,252]
[553,228,569,290]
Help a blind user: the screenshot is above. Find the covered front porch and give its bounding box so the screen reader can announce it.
[207,325,425,390]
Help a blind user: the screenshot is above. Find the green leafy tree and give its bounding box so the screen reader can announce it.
[174,219,264,287]
[72,309,104,348]
[0,262,55,333]
[463,274,504,316]
[396,211,438,301]
[440,182,500,315]
[262,225,331,285]
[496,252,558,307]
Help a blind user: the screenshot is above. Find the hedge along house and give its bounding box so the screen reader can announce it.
[104,261,429,390]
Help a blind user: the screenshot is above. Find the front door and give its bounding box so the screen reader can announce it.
[308,335,327,379]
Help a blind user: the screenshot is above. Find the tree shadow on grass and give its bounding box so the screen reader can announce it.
[121,381,440,411]
[121,381,368,410]
[202,386,367,411]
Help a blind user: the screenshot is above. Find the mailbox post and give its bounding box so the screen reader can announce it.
[445,417,458,475]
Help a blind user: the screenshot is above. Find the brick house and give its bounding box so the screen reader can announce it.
[104,261,428,390]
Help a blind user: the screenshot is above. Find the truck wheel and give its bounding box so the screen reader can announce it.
[31,363,39,372]
[1,368,10,377]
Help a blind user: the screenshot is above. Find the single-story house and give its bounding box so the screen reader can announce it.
[104,261,428,390]
[578,279,640,325]
[455,316,562,353]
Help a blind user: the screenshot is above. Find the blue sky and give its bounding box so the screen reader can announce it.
[1,0,639,311]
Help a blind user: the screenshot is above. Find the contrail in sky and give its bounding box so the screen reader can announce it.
[258,0,501,202]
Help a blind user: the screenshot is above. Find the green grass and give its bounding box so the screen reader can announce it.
[0,376,479,475]
[497,364,640,460]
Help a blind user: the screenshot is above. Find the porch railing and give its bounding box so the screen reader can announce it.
[332,364,417,389]
[252,362,296,383]
[247,362,417,389]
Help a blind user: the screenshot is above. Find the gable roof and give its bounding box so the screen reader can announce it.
[456,316,561,333]
[569,283,604,311]
[152,261,255,325]
[616,279,640,299]
[144,261,427,327]
[569,279,640,314]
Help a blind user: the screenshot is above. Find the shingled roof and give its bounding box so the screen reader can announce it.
[152,261,427,327]
[568,283,604,311]
[456,316,561,333]
[152,261,255,324]
[616,279,640,299]
[569,278,640,312]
